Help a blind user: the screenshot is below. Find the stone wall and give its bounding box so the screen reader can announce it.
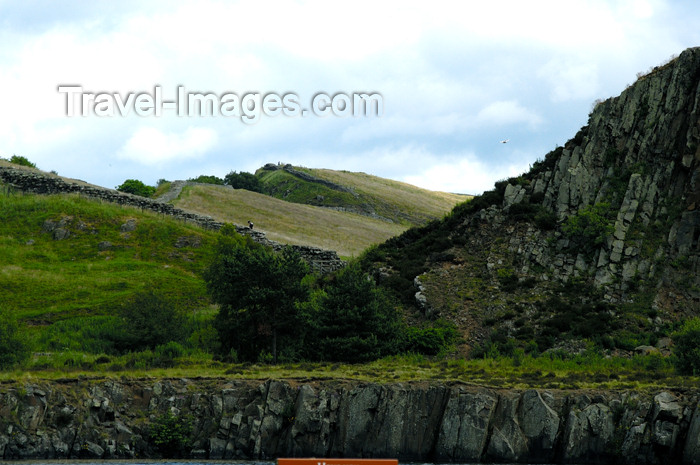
[1,378,699,464]
[0,166,345,273]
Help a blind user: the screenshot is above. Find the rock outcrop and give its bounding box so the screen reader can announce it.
[397,47,700,347]
[0,379,698,464]
[0,166,345,273]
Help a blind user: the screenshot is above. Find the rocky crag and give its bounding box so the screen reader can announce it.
[386,47,700,350]
[0,166,344,273]
[1,379,699,464]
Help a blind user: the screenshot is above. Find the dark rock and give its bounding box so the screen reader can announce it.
[97,241,112,251]
[120,219,137,232]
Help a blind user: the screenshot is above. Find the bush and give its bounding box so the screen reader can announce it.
[402,322,457,356]
[188,175,224,185]
[534,209,557,230]
[149,411,193,458]
[0,310,30,369]
[9,155,37,168]
[672,318,700,375]
[562,203,614,252]
[113,291,187,353]
[116,179,156,197]
[224,171,264,193]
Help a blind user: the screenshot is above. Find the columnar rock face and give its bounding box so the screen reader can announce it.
[411,47,700,332]
[493,47,700,295]
[0,167,345,273]
[0,379,699,464]
[527,47,700,290]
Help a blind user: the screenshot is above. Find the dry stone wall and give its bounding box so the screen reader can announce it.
[0,166,345,273]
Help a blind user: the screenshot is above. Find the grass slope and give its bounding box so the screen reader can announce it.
[172,184,408,257]
[0,192,216,342]
[255,166,467,226]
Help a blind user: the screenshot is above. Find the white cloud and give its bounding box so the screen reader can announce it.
[476,101,542,128]
[0,0,696,192]
[117,126,218,165]
[403,155,531,195]
[538,59,601,102]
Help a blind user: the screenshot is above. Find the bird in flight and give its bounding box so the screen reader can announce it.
[500,139,510,144]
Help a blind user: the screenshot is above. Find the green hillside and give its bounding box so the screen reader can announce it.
[165,164,466,257]
[0,192,217,353]
[255,164,467,226]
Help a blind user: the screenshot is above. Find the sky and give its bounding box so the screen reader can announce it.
[0,0,698,195]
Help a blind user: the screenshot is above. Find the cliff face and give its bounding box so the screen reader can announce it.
[1,379,699,464]
[524,47,700,291]
[385,47,700,351]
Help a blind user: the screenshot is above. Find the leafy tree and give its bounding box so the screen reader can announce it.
[9,155,37,168]
[672,318,700,375]
[0,310,30,369]
[113,291,187,353]
[116,179,156,197]
[205,225,309,363]
[224,171,264,193]
[305,262,402,362]
[188,175,224,185]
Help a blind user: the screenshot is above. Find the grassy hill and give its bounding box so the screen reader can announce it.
[172,184,407,257]
[0,191,218,353]
[167,165,466,257]
[255,164,466,225]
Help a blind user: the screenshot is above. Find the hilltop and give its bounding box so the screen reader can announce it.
[161,164,466,257]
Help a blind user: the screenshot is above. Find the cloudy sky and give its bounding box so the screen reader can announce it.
[1,0,698,195]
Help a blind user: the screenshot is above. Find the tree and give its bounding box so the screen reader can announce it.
[224,171,264,193]
[116,179,156,197]
[205,225,309,363]
[0,310,30,369]
[113,291,187,353]
[305,262,402,362]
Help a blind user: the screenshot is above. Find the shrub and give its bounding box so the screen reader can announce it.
[224,171,264,193]
[116,179,156,197]
[149,411,193,458]
[9,155,36,168]
[402,321,458,356]
[672,318,700,375]
[534,210,557,230]
[188,175,224,185]
[562,203,614,252]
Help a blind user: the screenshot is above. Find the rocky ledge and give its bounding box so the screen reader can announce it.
[1,378,699,464]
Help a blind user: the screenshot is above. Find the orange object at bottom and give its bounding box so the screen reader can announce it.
[278,459,398,465]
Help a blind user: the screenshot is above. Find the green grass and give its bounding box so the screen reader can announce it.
[0,351,692,391]
[256,167,467,227]
[0,191,215,342]
[308,168,469,223]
